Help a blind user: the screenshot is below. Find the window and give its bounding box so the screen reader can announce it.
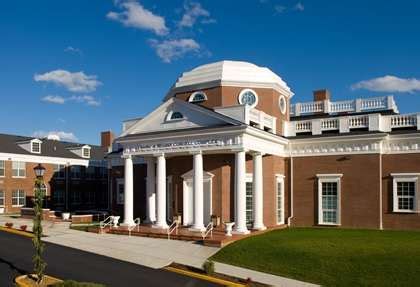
[167,111,184,121]
[0,190,4,206]
[53,189,65,205]
[238,89,258,108]
[0,160,4,177]
[71,166,81,179]
[86,166,96,179]
[317,174,342,225]
[245,175,253,226]
[117,179,124,204]
[86,190,95,204]
[12,161,26,178]
[71,190,82,205]
[276,175,285,224]
[53,164,66,179]
[82,147,90,158]
[12,189,25,206]
[100,167,108,179]
[188,91,207,103]
[279,95,287,115]
[392,174,419,213]
[31,141,41,153]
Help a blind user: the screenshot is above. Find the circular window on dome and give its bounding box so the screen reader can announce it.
[279,95,287,115]
[238,89,258,108]
[188,91,207,103]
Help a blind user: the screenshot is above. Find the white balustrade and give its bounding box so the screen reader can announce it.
[348,115,369,129]
[321,118,339,131]
[291,96,397,116]
[295,121,312,133]
[390,114,417,128]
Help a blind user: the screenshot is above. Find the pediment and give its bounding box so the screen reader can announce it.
[121,98,240,136]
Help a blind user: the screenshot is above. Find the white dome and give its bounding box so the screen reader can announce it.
[167,60,293,98]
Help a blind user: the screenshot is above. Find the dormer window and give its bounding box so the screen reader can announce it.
[82,147,91,158]
[166,111,184,121]
[188,91,207,103]
[31,141,41,153]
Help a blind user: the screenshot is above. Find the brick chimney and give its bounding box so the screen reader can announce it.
[313,89,331,102]
[101,131,114,149]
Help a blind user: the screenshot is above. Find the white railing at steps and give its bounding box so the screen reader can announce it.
[201,222,214,240]
[167,220,179,240]
[128,218,141,237]
[99,216,113,231]
[391,114,417,128]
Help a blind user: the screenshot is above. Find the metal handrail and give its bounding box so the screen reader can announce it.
[201,222,213,240]
[128,217,141,237]
[167,220,179,240]
[99,216,113,230]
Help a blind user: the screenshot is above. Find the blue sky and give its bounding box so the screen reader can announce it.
[1,0,420,144]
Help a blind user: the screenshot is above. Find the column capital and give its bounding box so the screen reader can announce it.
[231,148,247,153]
[250,151,265,157]
[121,154,132,159]
[189,150,202,155]
[153,152,165,158]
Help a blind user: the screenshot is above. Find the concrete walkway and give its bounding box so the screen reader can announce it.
[0,215,319,287]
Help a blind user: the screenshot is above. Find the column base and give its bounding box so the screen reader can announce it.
[152,223,169,229]
[189,226,206,232]
[252,225,267,231]
[143,218,156,225]
[232,227,250,235]
[120,221,135,228]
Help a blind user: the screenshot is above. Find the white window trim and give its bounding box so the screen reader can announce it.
[317,174,342,226]
[82,146,91,159]
[391,173,420,213]
[238,88,259,108]
[279,95,287,115]
[116,178,124,205]
[276,174,285,225]
[0,160,5,177]
[165,111,185,122]
[245,173,253,225]
[12,189,25,207]
[12,161,26,178]
[188,91,208,103]
[31,139,42,154]
[0,190,4,207]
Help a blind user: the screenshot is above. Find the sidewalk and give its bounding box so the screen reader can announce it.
[215,262,320,287]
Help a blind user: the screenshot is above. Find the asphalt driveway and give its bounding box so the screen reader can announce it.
[0,231,219,287]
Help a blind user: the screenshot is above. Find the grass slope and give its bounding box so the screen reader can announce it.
[211,228,420,286]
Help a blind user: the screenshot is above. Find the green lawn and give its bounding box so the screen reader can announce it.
[211,228,420,287]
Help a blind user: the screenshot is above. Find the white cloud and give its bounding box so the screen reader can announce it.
[69,95,101,106]
[294,2,305,11]
[107,1,169,36]
[34,70,102,93]
[149,38,201,63]
[274,5,286,13]
[64,46,82,55]
[33,130,78,142]
[41,95,66,104]
[40,95,101,106]
[178,1,215,28]
[351,75,420,93]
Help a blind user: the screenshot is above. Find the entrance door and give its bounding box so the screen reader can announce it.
[182,171,214,226]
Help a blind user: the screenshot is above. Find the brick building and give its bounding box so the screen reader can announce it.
[109,61,420,232]
[0,132,112,214]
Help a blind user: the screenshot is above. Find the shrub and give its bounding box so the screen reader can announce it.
[202,260,215,276]
[53,280,106,287]
[5,222,13,228]
[20,225,28,231]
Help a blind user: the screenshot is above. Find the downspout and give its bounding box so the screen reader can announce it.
[379,147,383,230]
[287,144,294,227]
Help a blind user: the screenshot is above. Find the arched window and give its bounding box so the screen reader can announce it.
[188,91,208,103]
[167,111,184,121]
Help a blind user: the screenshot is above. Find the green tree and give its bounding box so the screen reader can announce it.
[33,177,47,284]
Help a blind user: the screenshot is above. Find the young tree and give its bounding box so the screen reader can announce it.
[33,168,47,284]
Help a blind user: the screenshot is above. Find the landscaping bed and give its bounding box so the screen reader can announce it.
[211,228,420,287]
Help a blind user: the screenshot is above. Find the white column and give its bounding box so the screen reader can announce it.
[154,153,168,229]
[123,155,135,226]
[252,152,266,230]
[145,157,156,223]
[191,151,205,231]
[234,150,249,234]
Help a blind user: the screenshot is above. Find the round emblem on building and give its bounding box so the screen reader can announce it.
[238,89,258,108]
[279,95,287,115]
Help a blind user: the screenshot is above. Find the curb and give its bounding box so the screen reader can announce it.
[165,266,246,287]
[0,226,34,238]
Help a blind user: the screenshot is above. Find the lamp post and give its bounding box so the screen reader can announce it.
[33,164,46,284]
